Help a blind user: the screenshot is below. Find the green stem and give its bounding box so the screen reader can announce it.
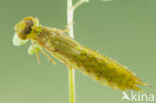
[67,0,88,103]
[67,0,76,103]
[68,67,76,103]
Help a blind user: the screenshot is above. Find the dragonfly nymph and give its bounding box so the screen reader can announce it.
[13,17,148,91]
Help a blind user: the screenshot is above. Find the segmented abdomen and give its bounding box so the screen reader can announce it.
[70,46,145,91]
[36,26,145,91]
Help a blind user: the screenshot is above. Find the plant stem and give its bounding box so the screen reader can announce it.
[72,0,84,11]
[67,0,76,103]
[67,0,74,38]
[68,67,76,103]
[67,0,88,103]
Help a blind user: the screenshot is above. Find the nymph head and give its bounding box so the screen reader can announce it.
[15,17,39,40]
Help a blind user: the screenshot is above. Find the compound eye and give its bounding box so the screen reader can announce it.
[21,19,34,34]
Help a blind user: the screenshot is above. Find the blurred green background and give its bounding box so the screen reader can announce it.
[0,0,155,103]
